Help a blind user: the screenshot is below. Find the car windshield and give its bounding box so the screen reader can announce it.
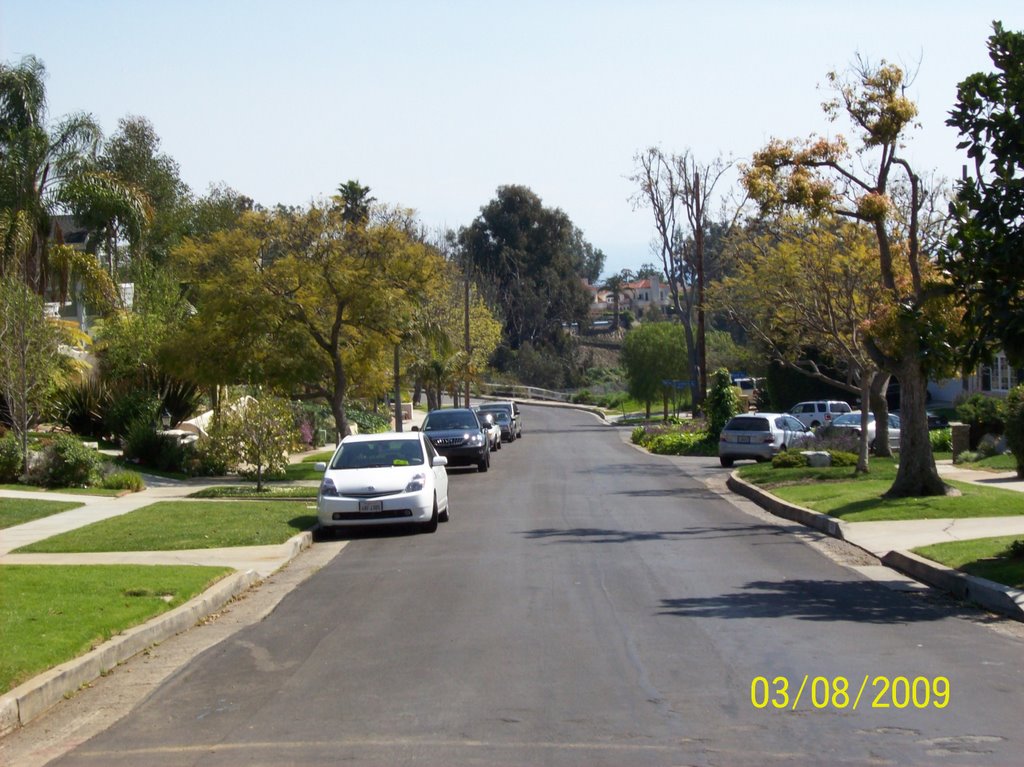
[331,440,424,469]
[725,416,770,432]
[423,411,478,431]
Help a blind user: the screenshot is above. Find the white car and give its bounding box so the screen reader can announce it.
[316,431,449,534]
[718,412,814,467]
[478,412,502,451]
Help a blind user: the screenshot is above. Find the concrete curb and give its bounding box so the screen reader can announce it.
[883,550,1024,621]
[725,472,1024,622]
[0,531,313,737]
[726,473,845,539]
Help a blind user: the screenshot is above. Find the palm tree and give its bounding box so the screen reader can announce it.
[600,269,634,332]
[335,179,375,226]
[0,55,148,295]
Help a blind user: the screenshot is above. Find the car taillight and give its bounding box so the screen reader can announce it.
[763,436,774,443]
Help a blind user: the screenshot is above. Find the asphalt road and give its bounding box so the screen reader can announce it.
[37,406,1024,766]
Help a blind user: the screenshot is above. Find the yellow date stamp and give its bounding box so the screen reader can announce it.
[750,675,950,711]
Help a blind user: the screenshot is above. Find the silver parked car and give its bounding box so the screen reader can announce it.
[824,411,901,451]
[718,412,813,467]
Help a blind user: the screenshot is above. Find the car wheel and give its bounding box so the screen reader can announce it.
[478,452,490,472]
[720,456,734,468]
[422,500,439,533]
[439,500,450,523]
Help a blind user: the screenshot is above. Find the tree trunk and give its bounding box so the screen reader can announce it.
[330,354,349,441]
[885,355,949,497]
[869,373,892,458]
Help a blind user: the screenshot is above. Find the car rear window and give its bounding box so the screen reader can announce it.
[725,416,770,432]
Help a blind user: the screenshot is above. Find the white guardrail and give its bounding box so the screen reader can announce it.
[476,382,571,403]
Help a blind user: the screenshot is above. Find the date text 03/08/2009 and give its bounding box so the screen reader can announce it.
[750,675,950,711]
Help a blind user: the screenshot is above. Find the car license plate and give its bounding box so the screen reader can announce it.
[738,435,750,444]
[358,500,383,513]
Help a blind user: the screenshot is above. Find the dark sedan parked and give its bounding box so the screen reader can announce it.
[418,408,491,472]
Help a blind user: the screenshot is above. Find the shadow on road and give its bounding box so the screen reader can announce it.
[658,579,973,624]
[518,524,790,545]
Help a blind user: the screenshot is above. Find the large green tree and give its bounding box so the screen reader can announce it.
[711,217,901,469]
[945,21,1024,367]
[458,185,591,352]
[171,198,449,438]
[621,321,689,419]
[744,59,957,497]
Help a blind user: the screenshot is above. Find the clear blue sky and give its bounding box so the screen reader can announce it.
[4,1,1023,277]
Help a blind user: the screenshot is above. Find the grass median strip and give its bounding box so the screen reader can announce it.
[0,497,83,530]
[736,461,1024,522]
[914,536,1024,589]
[0,564,230,692]
[14,500,318,553]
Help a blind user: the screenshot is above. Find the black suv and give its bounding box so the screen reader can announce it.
[419,408,491,472]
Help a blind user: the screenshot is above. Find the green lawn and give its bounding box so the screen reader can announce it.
[957,454,1018,472]
[915,536,1024,589]
[15,500,318,553]
[0,564,229,692]
[736,460,1024,522]
[0,497,83,530]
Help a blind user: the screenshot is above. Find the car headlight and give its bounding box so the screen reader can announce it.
[405,472,427,493]
[467,433,485,446]
[319,477,339,497]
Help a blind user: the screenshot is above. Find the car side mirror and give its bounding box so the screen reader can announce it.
[432,455,448,467]
[314,462,327,472]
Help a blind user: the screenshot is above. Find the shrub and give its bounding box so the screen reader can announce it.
[39,434,101,488]
[929,427,953,453]
[828,450,859,467]
[644,430,715,456]
[1005,385,1024,478]
[572,389,594,405]
[105,389,161,440]
[347,403,390,435]
[123,419,187,473]
[956,393,1006,449]
[977,434,1003,458]
[705,368,741,439]
[185,437,234,477]
[0,431,23,482]
[772,451,807,469]
[54,377,109,439]
[100,469,146,492]
[631,426,647,445]
[954,450,982,465]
